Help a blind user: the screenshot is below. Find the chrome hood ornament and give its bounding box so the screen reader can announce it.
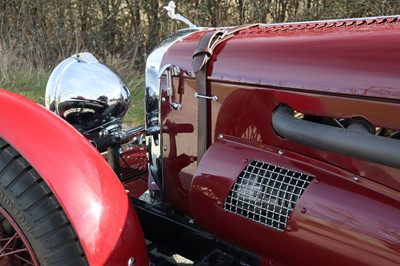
[163,1,196,29]
[45,52,130,136]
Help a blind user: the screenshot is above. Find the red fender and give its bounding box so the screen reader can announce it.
[0,89,148,265]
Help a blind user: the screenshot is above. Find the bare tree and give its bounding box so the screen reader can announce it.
[1,0,400,71]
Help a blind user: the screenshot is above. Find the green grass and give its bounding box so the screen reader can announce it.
[125,76,145,126]
[0,41,145,126]
[0,69,48,105]
[0,69,145,126]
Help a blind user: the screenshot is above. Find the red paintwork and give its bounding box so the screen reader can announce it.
[192,136,400,265]
[169,17,400,100]
[120,145,147,181]
[210,85,400,192]
[121,145,149,198]
[160,78,198,215]
[0,89,149,265]
[159,16,400,264]
[160,16,400,196]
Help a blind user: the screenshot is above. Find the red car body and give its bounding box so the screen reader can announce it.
[1,15,400,266]
[153,16,400,265]
[0,90,148,265]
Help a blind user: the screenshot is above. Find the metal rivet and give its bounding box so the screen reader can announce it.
[217,200,222,206]
[218,134,224,140]
[151,181,156,186]
[189,219,195,224]
[161,97,166,102]
[353,175,359,182]
[269,261,273,266]
[243,158,248,164]
[314,179,320,184]
[301,207,307,214]
[286,225,292,232]
[128,257,136,266]
[163,145,168,151]
[278,150,283,156]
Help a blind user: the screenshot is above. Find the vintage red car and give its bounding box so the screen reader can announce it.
[0,4,399,266]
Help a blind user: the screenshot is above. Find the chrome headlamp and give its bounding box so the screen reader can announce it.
[45,52,130,136]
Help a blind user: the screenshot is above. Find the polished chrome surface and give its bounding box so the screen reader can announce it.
[145,29,198,191]
[194,93,219,101]
[45,52,130,135]
[163,1,196,29]
[159,64,182,110]
[127,257,136,266]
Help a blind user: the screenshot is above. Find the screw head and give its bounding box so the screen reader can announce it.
[128,257,136,266]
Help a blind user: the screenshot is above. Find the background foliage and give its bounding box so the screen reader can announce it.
[2,0,400,70]
[0,0,399,124]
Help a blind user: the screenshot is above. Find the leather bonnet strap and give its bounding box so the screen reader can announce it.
[192,24,259,163]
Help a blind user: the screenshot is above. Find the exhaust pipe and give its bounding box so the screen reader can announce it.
[272,106,400,169]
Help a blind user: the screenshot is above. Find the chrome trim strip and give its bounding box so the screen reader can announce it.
[145,29,199,191]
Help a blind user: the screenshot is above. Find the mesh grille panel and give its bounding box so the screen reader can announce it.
[224,160,313,231]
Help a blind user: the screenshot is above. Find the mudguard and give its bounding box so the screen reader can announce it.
[0,89,148,265]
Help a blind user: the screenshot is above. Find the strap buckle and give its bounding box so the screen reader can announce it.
[219,30,228,40]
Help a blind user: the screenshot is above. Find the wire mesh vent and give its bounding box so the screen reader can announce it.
[224,160,313,231]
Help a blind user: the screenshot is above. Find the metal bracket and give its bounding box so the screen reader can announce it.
[194,92,218,102]
[159,64,182,110]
